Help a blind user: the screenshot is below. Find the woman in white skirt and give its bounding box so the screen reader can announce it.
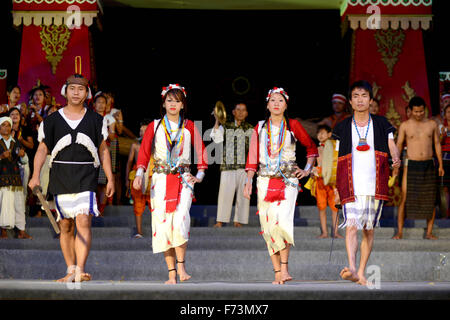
[134,84,207,284]
[244,87,318,284]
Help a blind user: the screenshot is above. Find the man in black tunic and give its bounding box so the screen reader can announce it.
[29,74,114,283]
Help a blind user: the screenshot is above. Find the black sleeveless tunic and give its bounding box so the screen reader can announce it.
[40,108,105,195]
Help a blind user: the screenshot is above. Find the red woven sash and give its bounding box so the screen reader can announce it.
[263,178,286,203]
[164,173,182,213]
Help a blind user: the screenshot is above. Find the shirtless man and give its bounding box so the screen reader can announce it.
[393,96,444,240]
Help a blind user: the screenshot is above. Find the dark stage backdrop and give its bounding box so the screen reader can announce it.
[92,8,347,205]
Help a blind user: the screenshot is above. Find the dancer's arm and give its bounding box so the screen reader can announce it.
[134,121,155,190]
[244,125,259,200]
[28,141,48,190]
[388,137,400,169]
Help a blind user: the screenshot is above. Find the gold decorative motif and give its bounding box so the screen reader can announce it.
[374,29,405,77]
[385,99,401,128]
[401,81,428,117]
[40,24,71,75]
[402,81,416,103]
[372,82,382,101]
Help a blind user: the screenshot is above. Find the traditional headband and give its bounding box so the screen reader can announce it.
[266,87,289,102]
[60,74,92,100]
[0,116,12,127]
[161,83,187,98]
[441,93,450,101]
[332,93,347,104]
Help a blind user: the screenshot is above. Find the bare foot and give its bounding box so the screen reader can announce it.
[280,262,292,282]
[340,267,359,283]
[177,261,191,282]
[17,231,33,239]
[356,271,367,286]
[333,233,344,239]
[281,271,292,282]
[178,271,191,282]
[272,271,285,285]
[392,233,403,240]
[356,275,367,286]
[56,272,75,283]
[425,233,438,240]
[76,272,92,282]
[316,233,329,239]
[234,222,243,228]
[0,229,7,239]
[213,222,223,228]
[165,269,177,284]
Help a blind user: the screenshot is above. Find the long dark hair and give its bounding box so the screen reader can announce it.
[151,88,187,155]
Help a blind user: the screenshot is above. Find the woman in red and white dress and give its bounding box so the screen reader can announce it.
[133,84,207,284]
[244,87,318,284]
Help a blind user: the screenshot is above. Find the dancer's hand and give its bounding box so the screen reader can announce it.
[392,157,401,169]
[439,165,445,177]
[28,176,40,192]
[186,173,201,185]
[294,168,310,180]
[243,181,252,200]
[106,180,115,198]
[133,176,143,190]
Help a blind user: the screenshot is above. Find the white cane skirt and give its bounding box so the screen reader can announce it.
[54,191,100,222]
[340,196,384,230]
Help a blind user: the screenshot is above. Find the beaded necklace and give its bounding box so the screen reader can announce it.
[264,117,300,190]
[162,115,185,169]
[352,115,371,151]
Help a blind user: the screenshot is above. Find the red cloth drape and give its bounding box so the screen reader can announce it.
[18,25,92,106]
[350,28,431,121]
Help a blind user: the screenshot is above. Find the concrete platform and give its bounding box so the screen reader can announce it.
[0,279,449,300]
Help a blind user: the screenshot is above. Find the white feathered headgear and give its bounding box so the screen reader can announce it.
[60,74,92,100]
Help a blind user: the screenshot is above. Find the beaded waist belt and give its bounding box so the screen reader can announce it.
[152,160,190,175]
[257,161,297,179]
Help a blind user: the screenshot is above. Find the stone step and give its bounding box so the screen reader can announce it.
[1,250,449,281]
[19,226,450,240]
[1,236,450,251]
[23,214,450,229]
[25,205,450,228]
[1,280,450,300]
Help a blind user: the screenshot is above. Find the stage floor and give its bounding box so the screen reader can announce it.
[1,279,449,300]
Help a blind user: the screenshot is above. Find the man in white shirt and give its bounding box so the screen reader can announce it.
[333,81,400,286]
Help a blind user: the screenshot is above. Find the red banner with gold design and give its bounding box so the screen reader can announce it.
[17,24,92,106]
[350,28,431,126]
